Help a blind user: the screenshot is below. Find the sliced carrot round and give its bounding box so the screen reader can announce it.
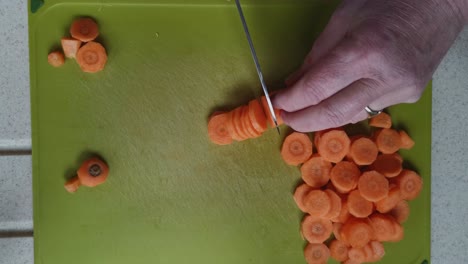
[347,190,373,218]
[48,51,65,67]
[61,37,82,59]
[330,161,361,193]
[207,112,233,145]
[317,130,350,163]
[240,106,257,138]
[399,130,415,149]
[293,183,313,212]
[394,169,423,200]
[374,128,402,154]
[388,220,404,242]
[301,215,333,243]
[76,41,107,73]
[260,96,284,127]
[77,157,109,187]
[375,185,402,213]
[303,190,331,217]
[369,112,392,128]
[332,222,344,242]
[233,106,249,140]
[370,240,385,261]
[368,213,397,242]
[348,137,378,165]
[341,218,374,248]
[248,99,268,133]
[227,110,242,141]
[64,176,81,193]
[323,189,342,220]
[348,247,366,263]
[70,17,99,42]
[331,200,350,223]
[304,243,330,264]
[329,239,349,262]
[358,171,389,202]
[281,132,313,166]
[390,200,410,223]
[301,155,331,188]
[372,153,403,178]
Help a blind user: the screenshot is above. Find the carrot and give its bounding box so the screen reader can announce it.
[347,190,373,218]
[323,189,342,220]
[375,185,402,213]
[301,215,333,243]
[369,112,392,128]
[76,41,107,73]
[348,137,378,165]
[228,109,243,141]
[329,239,349,262]
[304,243,330,264]
[70,17,99,42]
[331,200,351,223]
[242,106,260,138]
[371,153,403,178]
[374,128,402,154]
[77,157,109,187]
[300,155,332,188]
[362,243,375,262]
[303,190,331,217]
[390,200,410,223]
[399,130,415,149]
[281,132,313,166]
[330,161,360,193]
[368,213,396,242]
[341,218,374,248]
[332,222,345,242]
[388,220,404,242]
[369,240,385,261]
[247,99,268,134]
[207,112,233,145]
[343,259,361,264]
[48,51,65,67]
[61,37,82,58]
[393,169,423,200]
[348,247,367,263]
[316,129,350,163]
[64,176,81,193]
[358,171,389,202]
[233,106,249,140]
[260,96,284,127]
[293,183,313,212]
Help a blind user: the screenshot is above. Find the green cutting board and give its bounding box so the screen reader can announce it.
[29,0,431,263]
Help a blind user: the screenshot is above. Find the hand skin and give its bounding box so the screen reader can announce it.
[273,0,468,132]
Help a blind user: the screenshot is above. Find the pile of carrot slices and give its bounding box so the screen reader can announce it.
[283,112,422,264]
[48,17,107,73]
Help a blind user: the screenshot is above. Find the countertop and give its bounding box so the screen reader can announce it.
[1,1,468,263]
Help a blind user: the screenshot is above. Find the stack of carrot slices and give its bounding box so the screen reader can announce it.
[285,112,422,264]
[48,17,107,73]
[207,96,283,145]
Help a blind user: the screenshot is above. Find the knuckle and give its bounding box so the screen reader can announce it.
[302,78,328,105]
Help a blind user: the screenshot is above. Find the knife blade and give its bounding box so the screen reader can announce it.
[234,0,280,135]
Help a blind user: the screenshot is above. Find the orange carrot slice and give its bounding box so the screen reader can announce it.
[304,243,330,264]
[330,161,360,193]
[48,51,65,67]
[323,189,342,220]
[375,185,402,213]
[70,17,99,42]
[399,130,415,149]
[368,213,397,242]
[301,215,333,243]
[316,129,351,163]
[348,247,367,263]
[294,183,313,212]
[348,137,378,165]
[343,259,361,264]
[329,239,349,262]
[388,220,404,242]
[374,128,402,154]
[303,190,331,217]
[77,157,109,187]
[369,240,385,261]
[281,132,313,166]
[393,169,423,200]
[331,200,351,223]
[248,99,268,134]
[358,171,389,202]
[332,222,345,242]
[341,218,374,248]
[207,112,233,145]
[369,112,392,128]
[347,190,373,218]
[76,41,107,73]
[390,200,410,223]
[260,96,284,127]
[227,110,242,141]
[64,176,81,193]
[241,106,259,138]
[61,37,82,58]
[301,155,332,188]
[372,153,403,178]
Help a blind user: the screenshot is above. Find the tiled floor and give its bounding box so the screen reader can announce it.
[0,0,468,263]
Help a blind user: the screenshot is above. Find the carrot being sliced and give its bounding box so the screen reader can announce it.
[61,37,82,58]
[77,157,109,187]
[48,51,65,67]
[390,200,410,223]
[331,200,351,223]
[374,128,402,154]
[316,129,350,163]
[347,190,373,218]
[330,161,360,193]
[375,185,402,213]
[348,137,379,165]
[207,112,233,145]
[399,130,415,149]
[369,112,392,128]
[294,183,313,212]
[341,218,374,248]
[303,190,331,217]
[76,41,107,73]
[70,17,99,42]
[281,132,313,166]
[301,155,331,188]
[329,239,349,262]
[348,247,367,263]
[304,243,330,264]
[358,171,389,202]
[260,96,284,127]
[64,176,81,193]
[248,99,268,133]
[301,215,333,243]
[236,106,250,140]
[393,169,423,200]
[368,213,396,242]
[323,189,342,220]
[372,153,403,178]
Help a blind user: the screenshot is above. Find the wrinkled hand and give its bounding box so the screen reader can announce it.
[273,0,468,132]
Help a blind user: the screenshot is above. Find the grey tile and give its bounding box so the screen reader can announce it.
[0,0,31,143]
[432,27,468,263]
[0,237,33,264]
[0,155,32,231]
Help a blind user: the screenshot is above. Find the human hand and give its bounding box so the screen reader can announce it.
[273,0,468,132]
